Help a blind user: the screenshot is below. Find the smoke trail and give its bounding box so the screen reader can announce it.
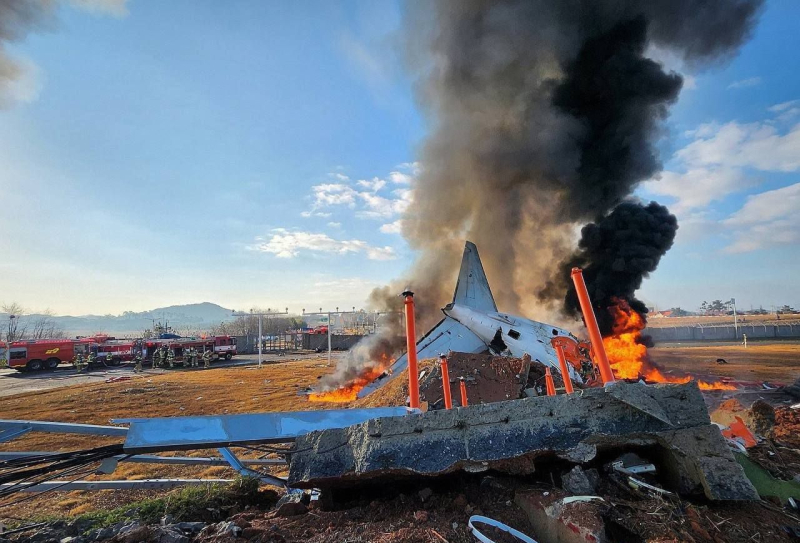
[318,0,764,390]
[0,0,127,108]
[395,0,761,319]
[554,201,679,334]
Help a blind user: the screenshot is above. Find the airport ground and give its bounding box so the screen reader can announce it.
[0,342,798,521]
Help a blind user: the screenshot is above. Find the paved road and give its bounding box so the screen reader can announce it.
[0,352,342,398]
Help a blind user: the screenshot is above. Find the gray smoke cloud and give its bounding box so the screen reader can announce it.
[0,0,127,108]
[393,0,763,324]
[322,0,765,392]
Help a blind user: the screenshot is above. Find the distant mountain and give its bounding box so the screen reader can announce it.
[0,302,236,338]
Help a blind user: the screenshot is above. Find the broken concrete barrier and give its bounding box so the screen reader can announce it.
[288,382,757,501]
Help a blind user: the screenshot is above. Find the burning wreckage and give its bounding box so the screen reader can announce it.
[3,241,795,543]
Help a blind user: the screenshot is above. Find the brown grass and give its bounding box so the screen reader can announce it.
[649,343,800,384]
[1,344,798,521]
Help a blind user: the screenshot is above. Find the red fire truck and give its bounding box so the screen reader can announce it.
[6,338,97,371]
[214,335,237,360]
[143,338,216,367]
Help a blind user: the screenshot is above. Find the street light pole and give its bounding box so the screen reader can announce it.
[232,308,289,368]
[731,298,738,340]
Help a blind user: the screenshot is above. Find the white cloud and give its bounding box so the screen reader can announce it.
[328,172,350,181]
[676,122,800,172]
[396,161,421,173]
[327,221,341,228]
[768,99,800,123]
[357,188,412,219]
[380,219,403,234]
[357,177,387,191]
[643,167,752,213]
[722,183,800,253]
[769,100,800,113]
[389,171,413,184]
[646,120,800,214]
[727,76,762,89]
[310,183,358,209]
[365,246,397,260]
[0,54,43,109]
[70,0,129,17]
[250,229,396,260]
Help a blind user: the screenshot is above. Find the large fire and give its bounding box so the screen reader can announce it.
[602,299,736,391]
[308,353,392,403]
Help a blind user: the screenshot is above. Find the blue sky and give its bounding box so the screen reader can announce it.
[0,0,798,316]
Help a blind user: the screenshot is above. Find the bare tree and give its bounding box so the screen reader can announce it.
[2,303,27,343]
[29,309,65,340]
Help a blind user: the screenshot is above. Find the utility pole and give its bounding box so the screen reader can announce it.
[302,308,366,366]
[730,298,738,340]
[232,308,288,368]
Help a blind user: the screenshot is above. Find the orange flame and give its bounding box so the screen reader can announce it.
[602,299,736,391]
[308,354,392,403]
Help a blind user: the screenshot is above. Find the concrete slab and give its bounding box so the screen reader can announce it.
[287,382,758,501]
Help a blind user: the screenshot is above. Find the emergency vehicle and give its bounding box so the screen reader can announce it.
[6,338,97,371]
[143,338,216,367]
[213,336,237,360]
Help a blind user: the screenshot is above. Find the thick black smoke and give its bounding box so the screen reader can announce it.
[396,0,762,321]
[322,0,764,389]
[557,201,678,335]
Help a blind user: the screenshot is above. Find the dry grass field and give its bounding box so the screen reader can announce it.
[649,342,800,384]
[1,343,799,521]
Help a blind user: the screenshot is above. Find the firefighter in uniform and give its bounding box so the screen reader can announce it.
[189,347,197,367]
[166,347,175,368]
[202,348,212,368]
[105,353,113,366]
[74,353,86,372]
[87,351,96,371]
[134,351,143,373]
[152,347,161,368]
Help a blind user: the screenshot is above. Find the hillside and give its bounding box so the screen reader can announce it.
[0,302,235,337]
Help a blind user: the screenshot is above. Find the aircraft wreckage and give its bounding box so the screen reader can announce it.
[0,241,758,505]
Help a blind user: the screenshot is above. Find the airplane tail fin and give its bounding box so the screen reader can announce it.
[452,241,497,312]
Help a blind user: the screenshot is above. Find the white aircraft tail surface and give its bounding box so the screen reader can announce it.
[452,241,497,312]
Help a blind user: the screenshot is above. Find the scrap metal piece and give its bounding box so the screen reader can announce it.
[0,420,128,438]
[0,427,32,444]
[0,451,286,466]
[218,447,286,488]
[116,407,415,453]
[2,479,234,492]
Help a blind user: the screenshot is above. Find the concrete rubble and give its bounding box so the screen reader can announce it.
[288,381,759,501]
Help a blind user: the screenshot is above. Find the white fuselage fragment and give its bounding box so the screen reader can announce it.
[443,303,581,381]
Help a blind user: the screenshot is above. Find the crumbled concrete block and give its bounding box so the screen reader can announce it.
[288,382,757,501]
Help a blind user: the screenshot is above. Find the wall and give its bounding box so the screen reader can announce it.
[646,323,800,343]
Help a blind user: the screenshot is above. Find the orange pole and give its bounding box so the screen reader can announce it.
[545,367,556,396]
[554,344,574,394]
[459,378,468,406]
[403,290,420,409]
[570,268,615,384]
[439,354,452,409]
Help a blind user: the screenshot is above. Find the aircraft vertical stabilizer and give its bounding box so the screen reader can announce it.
[452,241,497,312]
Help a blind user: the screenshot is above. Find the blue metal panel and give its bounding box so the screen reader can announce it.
[116,407,415,453]
[0,420,128,438]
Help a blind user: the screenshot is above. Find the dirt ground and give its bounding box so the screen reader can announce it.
[1,343,799,527]
[0,356,339,520]
[648,343,800,385]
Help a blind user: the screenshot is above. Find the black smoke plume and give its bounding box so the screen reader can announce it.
[320,0,764,390]
[395,0,762,321]
[558,201,678,335]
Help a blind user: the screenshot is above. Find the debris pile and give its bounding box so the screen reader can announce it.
[290,381,758,502]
